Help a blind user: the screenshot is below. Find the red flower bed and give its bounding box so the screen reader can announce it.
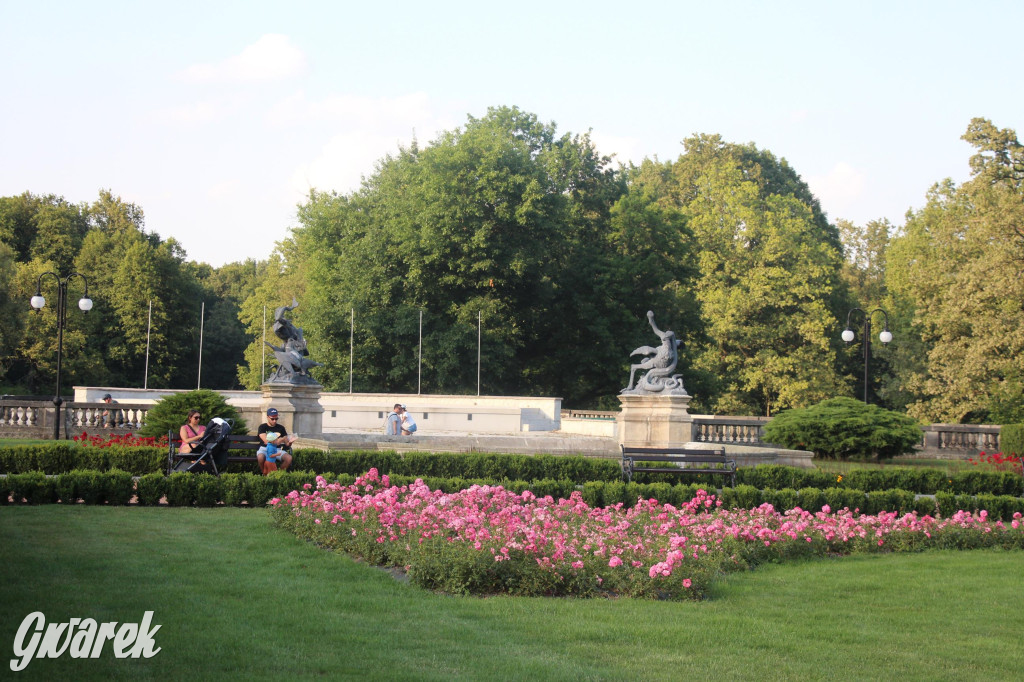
[72,432,168,448]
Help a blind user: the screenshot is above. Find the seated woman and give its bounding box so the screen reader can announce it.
[179,409,206,453]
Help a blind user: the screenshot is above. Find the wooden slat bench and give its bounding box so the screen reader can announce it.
[168,431,265,475]
[620,445,736,487]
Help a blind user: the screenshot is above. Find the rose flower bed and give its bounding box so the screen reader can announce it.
[270,469,1024,601]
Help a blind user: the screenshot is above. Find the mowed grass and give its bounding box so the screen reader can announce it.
[1,507,1022,681]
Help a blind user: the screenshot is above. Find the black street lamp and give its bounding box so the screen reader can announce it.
[30,272,93,439]
[842,307,892,404]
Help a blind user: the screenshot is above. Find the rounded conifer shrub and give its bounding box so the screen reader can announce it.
[763,397,921,460]
[140,389,247,438]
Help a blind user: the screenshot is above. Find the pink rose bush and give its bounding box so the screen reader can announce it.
[269,469,1024,601]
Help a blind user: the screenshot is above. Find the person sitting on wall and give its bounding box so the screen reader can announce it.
[257,408,296,474]
[179,409,206,453]
[101,394,119,428]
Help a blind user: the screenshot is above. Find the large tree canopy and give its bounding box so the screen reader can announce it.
[632,135,851,415]
[886,119,1024,423]
[288,106,697,405]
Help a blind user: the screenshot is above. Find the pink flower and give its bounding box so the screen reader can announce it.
[683,579,692,589]
[608,556,623,567]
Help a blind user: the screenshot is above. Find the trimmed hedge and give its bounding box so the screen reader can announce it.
[0,444,165,476]
[1,442,1021,499]
[736,464,1023,497]
[0,445,623,482]
[3,469,1024,521]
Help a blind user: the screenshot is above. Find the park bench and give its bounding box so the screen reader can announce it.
[620,445,736,487]
[167,431,265,475]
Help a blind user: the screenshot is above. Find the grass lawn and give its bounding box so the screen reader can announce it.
[1,506,1022,681]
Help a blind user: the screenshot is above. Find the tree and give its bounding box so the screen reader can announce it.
[193,259,265,390]
[634,135,850,415]
[139,389,248,438]
[0,241,25,386]
[286,106,685,406]
[837,218,891,306]
[886,119,1024,422]
[237,250,307,390]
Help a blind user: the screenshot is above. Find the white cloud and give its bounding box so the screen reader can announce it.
[587,131,643,166]
[266,91,434,128]
[285,93,459,197]
[149,97,244,125]
[806,161,866,216]
[175,34,308,84]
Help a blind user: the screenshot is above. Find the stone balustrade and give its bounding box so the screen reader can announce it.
[0,399,151,439]
[691,415,770,445]
[1,392,1008,458]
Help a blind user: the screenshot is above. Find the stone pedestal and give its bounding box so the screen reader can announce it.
[617,393,694,448]
[261,383,324,439]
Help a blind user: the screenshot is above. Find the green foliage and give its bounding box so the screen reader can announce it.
[105,468,135,505]
[1,189,257,395]
[6,472,57,504]
[798,487,826,513]
[886,119,1024,422]
[0,443,164,475]
[722,484,761,510]
[165,472,198,506]
[286,106,697,406]
[633,135,849,415]
[136,473,166,506]
[195,475,223,507]
[764,397,921,460]
[1000,424,1024,457]
[139,389,247,437]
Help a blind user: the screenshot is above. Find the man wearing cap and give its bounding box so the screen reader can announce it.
[399,404,417,435]
[101,394,119,428]
[257,408,295,472]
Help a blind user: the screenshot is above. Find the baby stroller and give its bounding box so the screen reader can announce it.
[173,417,234,475]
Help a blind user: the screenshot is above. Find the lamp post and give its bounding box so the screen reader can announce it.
[30,272,93,439]
[842,307,892,404]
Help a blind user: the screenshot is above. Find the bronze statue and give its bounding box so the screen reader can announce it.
[622,311,688,395]
[265,298,321,385]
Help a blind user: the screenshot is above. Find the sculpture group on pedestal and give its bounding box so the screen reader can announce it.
[621,311,689,396]
[265,299,321,385]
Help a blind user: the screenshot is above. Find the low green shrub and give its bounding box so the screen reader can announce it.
[105,469,135,505]
[798,487,826,513]
[721,484,761,510]
[221,473,247,506]
[247,474,276,507]
[136,473,166,506]
[55,471,79,503]
[764,397,921,460]
[166,472,198,506]
[1000,423,1024,457]
[913,496,937,516]
[195,475,222,507]
[139,388,247,438]
[7,472,57,504]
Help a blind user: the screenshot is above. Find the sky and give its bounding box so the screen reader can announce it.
[2,0,1022,267]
